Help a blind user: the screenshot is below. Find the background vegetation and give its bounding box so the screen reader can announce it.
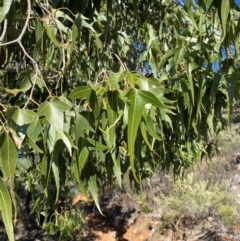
[0,0,240,240]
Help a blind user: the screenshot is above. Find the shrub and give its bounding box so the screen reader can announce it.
[156,173,240,227]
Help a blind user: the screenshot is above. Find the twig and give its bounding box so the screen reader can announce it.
[187,231,208,241]
[107,44,128,71]
[0,119,7,132]
[0,0,39,72]
[18,41,38,70]
[30,98,40,107]
[176,214,184,228]
[0,0,31,47]
[0,19,8,42]
[0,0,41,109]
[98,68,109,81]
[23,73,38,109]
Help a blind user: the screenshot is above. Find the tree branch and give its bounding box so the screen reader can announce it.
[0,0,31,47]
[0,19,8,43]
[0,0,40,109]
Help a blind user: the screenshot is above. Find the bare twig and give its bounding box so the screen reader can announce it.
[0,19,8,42]
[18,41,38,70]
[30,98,40,107]
[23,73,38,109]
[0,0,31,47]
[0,0,41,109]
[0,0,38,71]
[0,119,7,132]
[107,44,129,71]
[187,231,208,241]
[98,68,109,81]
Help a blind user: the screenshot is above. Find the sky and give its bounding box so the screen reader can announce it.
[236,0,240,8]
[175,0,240,8]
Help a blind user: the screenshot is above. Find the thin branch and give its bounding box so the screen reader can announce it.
[0,0,41,109]
[107,44,129,71]
[0,19,8,42]
[18,41,38,71]
[187,231,208,241]
[30,98,40,107]
[98,68,109,81]
[0,0,31,47]
[0,119,7,132]
[23,73,38,109]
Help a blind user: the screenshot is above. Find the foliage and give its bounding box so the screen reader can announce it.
[157,173,240,227]
[0,0,240,239]
[218,205,237,228]
[15,155,85,240]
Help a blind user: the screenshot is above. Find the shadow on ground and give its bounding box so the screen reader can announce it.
[81,196,136,241]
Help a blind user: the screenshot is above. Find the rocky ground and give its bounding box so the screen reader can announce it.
[2,108,240,241]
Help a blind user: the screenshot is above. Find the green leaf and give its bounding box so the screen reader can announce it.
[186,63,194,102]
[86,138,108,151]
[158,49,178,69]
[27,119,43,142]
[88,175,103,215]
[126,72,137,87]
[0,132,17,187]
[82,18,96,33]
[44,23,66,48]
[111,153,122,189]
[78,143,89,174]
[127,89,144,183]
[73,139,89,197]
[69,86,99,117]
[72,153,87,196]
[75,113,94,143]
[5,72,38,96]
[6,108,38,146]
[26,136,43,153]
[144,116,161,141]
[56,131,74,156]
[69,86,92,100]
[138,90,174,110]
[38,101,71,130]
[46,124,56,154]
[6,107,38,126]
[106,91,118,148]
[55,19,69,34]
[226,74,238,120]
[55,9,74,23]
[108,71,127,90]
[149,49,158,77]
[0,0,13,23]
[52,158,60,203]
[51,140,63,203]
[140,122,155,152]
[0,178,14,241]
[127,88,173,182]
[67,26,78,60]
[220,0,230,42]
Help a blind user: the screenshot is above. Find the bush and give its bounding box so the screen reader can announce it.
[156,173,240,227]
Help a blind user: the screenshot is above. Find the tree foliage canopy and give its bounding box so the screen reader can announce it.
[0,0,240,239]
